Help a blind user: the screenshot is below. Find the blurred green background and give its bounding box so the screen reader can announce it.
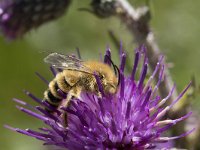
[0,0,200,149]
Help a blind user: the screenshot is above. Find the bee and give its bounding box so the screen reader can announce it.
[43,53,120,125]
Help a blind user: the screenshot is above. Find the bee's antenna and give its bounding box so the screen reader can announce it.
[105,55,120,86]
[105,55,117,74]
[115,65,121,86]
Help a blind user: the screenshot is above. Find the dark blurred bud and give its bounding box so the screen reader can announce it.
[0,0,71,39]
[90,0,116,18]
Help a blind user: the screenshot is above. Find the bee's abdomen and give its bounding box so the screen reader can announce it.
[44,80,63,106]
[44,73,72,105]
[44,88,62,106]
[46,90,62,103]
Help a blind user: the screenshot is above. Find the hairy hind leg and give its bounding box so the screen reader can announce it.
[61,88,82,127]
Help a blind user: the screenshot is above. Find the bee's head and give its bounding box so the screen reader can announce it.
[97,71,118,94]
[85,60,119,95]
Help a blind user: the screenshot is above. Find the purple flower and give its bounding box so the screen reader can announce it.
[0,0,71,39]
[6,46,194,149]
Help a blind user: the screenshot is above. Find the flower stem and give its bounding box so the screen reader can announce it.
[115,0,178,102]
[114,0,190,148]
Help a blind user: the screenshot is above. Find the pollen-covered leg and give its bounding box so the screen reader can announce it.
[61,87,82,127]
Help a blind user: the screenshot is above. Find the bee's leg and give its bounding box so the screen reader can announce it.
[62,112,68,128]
[61,92,73,128]
[61,88,82,127]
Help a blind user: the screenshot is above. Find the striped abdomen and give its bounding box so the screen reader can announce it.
[44,72,72,107]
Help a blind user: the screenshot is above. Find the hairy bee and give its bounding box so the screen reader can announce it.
[43,53,119,125]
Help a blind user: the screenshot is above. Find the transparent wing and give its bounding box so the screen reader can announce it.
[44,53,92,73]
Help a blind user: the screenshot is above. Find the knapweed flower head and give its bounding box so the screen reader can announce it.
[6,46,194,149]
[0,0,71,39]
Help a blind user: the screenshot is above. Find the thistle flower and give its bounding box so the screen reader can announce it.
[6,46,194,149]
[0,0,71,39]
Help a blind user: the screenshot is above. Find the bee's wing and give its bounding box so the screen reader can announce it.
[44,53,92,73]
